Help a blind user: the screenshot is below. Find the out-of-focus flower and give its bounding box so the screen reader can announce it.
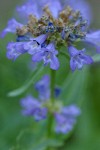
[6,34,48,60]
[32,43,60,70]
[16,0,62,19]
[20,95,47,121]
[55,87,61,98]
[63,0,92,24]
[20,76,81,134]
[0,19,23,38]
[17,0,92,22]
[6,42,27,60]
[55,105,81,134]
[85,31,100,53]
[16,0,39,18]
[35,75,50,101]
[20,76,50,121]
[33,107,48,121]
[68,46,93,71]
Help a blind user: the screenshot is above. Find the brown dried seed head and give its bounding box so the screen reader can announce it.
[28,14,38,24]
[43,5,54,22]
[16,26,28,35]
[59,6,72,23]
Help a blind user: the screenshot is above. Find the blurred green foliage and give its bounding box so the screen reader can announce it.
[0,0,100,150]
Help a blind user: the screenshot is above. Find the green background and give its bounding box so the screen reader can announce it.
[0,0,100,149]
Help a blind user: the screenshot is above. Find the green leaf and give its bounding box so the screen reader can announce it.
[12,127,63,150]
[8,66,44,97]
[60,67,89,106]
[32,139,63,150]
[59,51,70,60]
[93,54,100,62]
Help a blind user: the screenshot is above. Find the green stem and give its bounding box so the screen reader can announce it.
[46,70,56,150]
[50,70,56,102]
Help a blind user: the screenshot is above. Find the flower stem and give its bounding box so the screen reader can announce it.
[46,70,56,150]
[50,70,56,102]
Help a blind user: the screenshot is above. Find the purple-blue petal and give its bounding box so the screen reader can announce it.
[34,107,48,121]
[68,46,79,57]
[32,51,44,62]
[70,58,77,71]
[50,55,60,70]
[64,0,92,24]
[55,105,81,134]
[0,19,23,38]
[35,75,50,101]
[33,34,48,45]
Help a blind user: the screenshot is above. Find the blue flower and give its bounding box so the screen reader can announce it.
[55,105,81,134]
[23,41,40,55]
[32,43,60,70]
[35,75,50,101]
[24,34,48,55]
[0,19,23,38]
[16,0,39,18]
[16,0,61,19]
[33,107,48,121]
[47,0,62,18]
[85,31,100,53]
[17,0,91,21]
[6,34,48,60]
[68,46,93,71]
[6,42,27,60]
[16,35,30,42]
[55,87,61,98]
[20,95,47,121]
[64,0,92,24]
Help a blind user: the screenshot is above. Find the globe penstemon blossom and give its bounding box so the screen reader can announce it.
[55,105,81,134]
[20,75,81,133]
[16,0,62,19]
[63,0,92,24]
[0,19,23,38]
[16,0,92,23]
[20,95,48,121]
[1,0,100,149]
[1,4,97,70]
[32,42,60,70]
[85,31,100,53]
[35,75,50,101]
[68,46,93,71]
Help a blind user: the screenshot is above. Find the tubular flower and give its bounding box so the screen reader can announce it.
[68,46,93,71]
[20,75,81,134]
[20,95,47,121]
[16,0,91,22]
[55,105,81,134]
[24,34,48,55]
[16,0,62,19]
[1,1,98,71]
[6,42,27,60]
[35,75,50,101]
[0,19,23,38]
[85,31,100,53]
[6,34,48,60]
[32,43,60,70]
[20,75,50,121]
[63,0,92,24]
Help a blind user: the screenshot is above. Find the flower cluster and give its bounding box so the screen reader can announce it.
[1,0,100,71]
[16,0,62,19]
[20,75,50,121]
[20,75,80,134]
[16,0,92,22]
